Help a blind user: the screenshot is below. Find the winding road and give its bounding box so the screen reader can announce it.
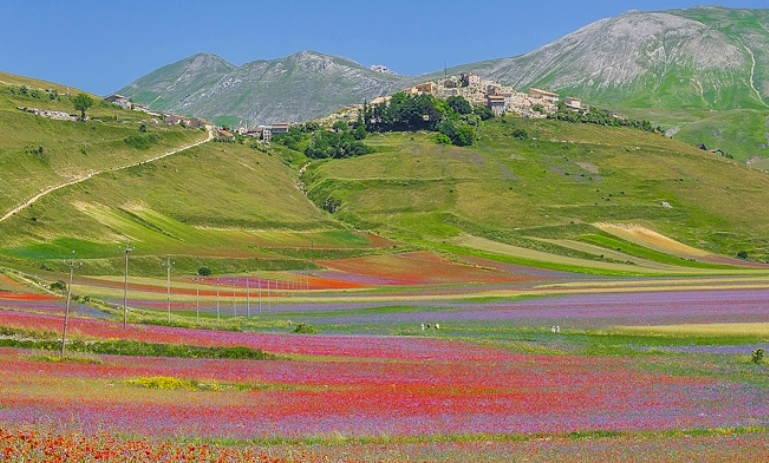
[0,129,213,224]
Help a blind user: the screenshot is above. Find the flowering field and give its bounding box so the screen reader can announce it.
[2,427,768,462]
[1,265,768,461]
[1,300,768,462]
[317,251,539,287]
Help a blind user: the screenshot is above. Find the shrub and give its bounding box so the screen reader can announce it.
[737,250,748,260]
[512,128,528,140]
[124,133,161,150]
[198,266,211,276]
[126,376,220,391]
[752,348,764,365]
[49,280,66,292]
[292,323,317,334]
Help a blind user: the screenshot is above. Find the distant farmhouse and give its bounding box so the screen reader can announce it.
[104,94,131,110]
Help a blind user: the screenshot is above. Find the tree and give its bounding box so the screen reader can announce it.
[472,104,494,121]
[198,266,211,276]
[72,93,94,121]
[352,123,367,140]
[437,119,476,147]
[447,96,472,115]
[332,121,348,133]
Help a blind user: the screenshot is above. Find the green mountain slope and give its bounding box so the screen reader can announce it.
[445,7,769,110]
[118,53,237,113]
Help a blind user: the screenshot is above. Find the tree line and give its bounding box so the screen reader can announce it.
[548,101,661,134]
[272,93,495,160]
[361,92,493,146]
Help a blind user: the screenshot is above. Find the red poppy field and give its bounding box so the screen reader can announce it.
[0,266,768,461]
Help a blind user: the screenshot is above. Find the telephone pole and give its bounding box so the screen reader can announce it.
[162,256,174,323]
[216,280,220,325]
[61,250,81,357]
[195,277,200,325]
[246,272,251,318]
[120,237,135,329]
[232,277,237,317]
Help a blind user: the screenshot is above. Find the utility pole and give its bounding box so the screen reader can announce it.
[60,250,81,357]
[267,278,271,311]
[162,256,174,323]
[216,280,220,325]
[258,272,262,315]
[120,237,135,329]
[232,277,237,317]
[195,277,200,325]
[246,272,250,319]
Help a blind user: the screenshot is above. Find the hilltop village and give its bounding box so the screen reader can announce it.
[396,73,583,118]
[316,72,584,129]
[16,73,580,143]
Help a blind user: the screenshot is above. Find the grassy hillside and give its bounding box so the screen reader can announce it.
[0,78,205,216]
[616,107,769,164]
[0,139,388,276]
[305,115,769,265]
[672,110,769,164]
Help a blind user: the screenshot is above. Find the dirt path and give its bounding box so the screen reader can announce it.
[0,129,213,224]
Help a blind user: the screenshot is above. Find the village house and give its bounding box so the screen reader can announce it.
[461,72,481,88]
[216,129,235,141]
[487,95,507,116]
[370,96,390,106]
[104,94,131,109]
[415,82,436,94]
[188,117,214,130]
[245,127,265,138]
[270,123,289,134]
[564,97,582,111]
[163,114,191,126]
[529,88,560,103]
[163,114,182,125]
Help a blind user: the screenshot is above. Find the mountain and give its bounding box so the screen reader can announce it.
[118,53,237,113]
[447,7,769,110]
[118,51,410,126]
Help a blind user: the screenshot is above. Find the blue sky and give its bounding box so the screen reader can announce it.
[1,1,766,95]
